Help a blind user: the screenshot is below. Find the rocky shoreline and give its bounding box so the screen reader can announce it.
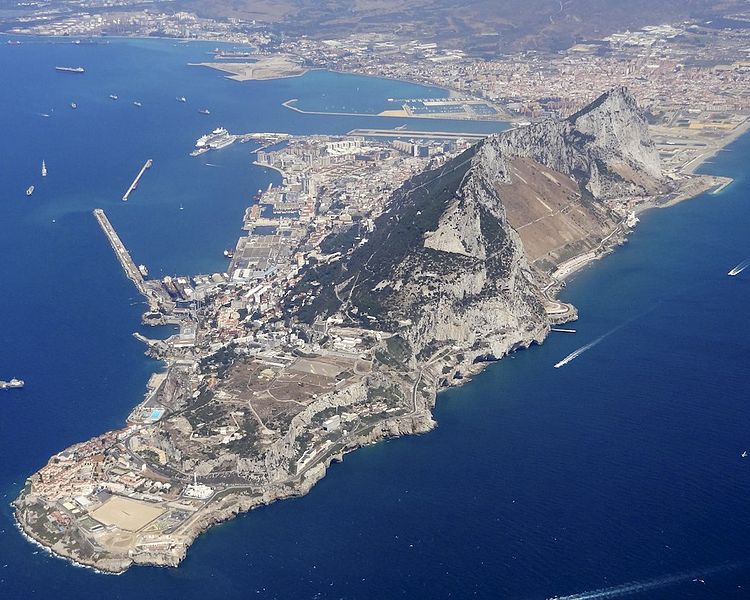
[14,88,746,573]
[14,318,548,573]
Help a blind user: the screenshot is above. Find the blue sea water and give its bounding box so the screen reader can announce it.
[1,36,750,599]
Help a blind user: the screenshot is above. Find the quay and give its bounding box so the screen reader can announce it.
[122,158,153,201]
[93,208,149,299]
[346,128,487,141]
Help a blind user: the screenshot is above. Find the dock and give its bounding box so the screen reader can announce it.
[93,208,150,301]
[122,158,153,201]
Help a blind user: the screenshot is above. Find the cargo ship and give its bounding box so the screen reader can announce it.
[41,160,47,177]
[199,108,210,115]
[0,378,24,390]
[55,66,85,73]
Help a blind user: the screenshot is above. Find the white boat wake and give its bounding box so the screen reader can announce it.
[547,561,745,599]
[554,334,609,368]
[553,306,661,369]
[553,323,627,368]
[728,257,750,276]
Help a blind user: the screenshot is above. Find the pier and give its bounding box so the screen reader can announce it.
[122,158,153,201]
[93,208,152,304]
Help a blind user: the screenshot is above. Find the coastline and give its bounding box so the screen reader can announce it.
[8,36,749,571]
[681,118,750,175]
[15,121,749,574]
[549,118,748,284]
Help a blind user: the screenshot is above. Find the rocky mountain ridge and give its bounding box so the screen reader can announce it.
[290,87,668,361]
[14,87,677,574]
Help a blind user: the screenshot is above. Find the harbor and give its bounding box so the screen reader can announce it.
[122,158,152,201]
[92,208,168,312]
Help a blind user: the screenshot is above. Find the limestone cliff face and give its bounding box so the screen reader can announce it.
[290,87,665,361]
[485,86,665,199]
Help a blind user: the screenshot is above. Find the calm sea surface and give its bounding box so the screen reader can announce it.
[0,36,749,600]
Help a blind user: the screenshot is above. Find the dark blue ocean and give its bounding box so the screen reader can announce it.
[1,36,749,600]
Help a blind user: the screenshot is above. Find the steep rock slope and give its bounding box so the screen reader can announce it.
[288,88,666,359]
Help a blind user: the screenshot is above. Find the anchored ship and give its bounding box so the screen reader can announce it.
[26,185,34,196]
[133,100,142,107]
[177,96,187,103]
[191,127,236,155]
[199,108,210,115]
[109,94,118,100]
[0,378,24,390]
[41,160,47,177]
[55,66,85,73]
[70,102,77,110]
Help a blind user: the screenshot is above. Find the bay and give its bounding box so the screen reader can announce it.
[1,35,749,600]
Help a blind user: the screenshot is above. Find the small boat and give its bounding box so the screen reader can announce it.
[109,94,118,100]
[133,101,142,107]
[55,66,85,73]
[223,249,234,258]
[179,204,184,211]
[26,185,34,196]
[198,108,210,115]
[41,160,47,177]
[177,96,187,103]
[70,102,77,109]
[0,378,24,390]
[743,451,748,458]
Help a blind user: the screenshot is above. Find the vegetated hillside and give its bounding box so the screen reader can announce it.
[181,0,745,54]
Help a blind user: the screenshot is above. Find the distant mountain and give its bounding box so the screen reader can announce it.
[182,0,745,54]
[286,88,669,362]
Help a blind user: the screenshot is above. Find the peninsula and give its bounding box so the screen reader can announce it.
[13,88,738,572]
